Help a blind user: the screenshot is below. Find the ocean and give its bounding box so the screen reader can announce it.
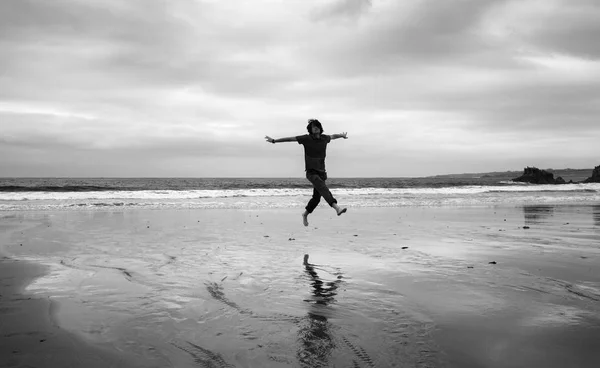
[1,175,599,211]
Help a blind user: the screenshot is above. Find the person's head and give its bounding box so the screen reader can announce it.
[306,119,324,135]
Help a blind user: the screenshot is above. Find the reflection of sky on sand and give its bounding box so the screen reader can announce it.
[520,304,596,327]
[523,205,555,225]
[6,206,600,368]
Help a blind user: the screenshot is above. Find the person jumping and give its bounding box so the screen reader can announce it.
[265,119,348,226]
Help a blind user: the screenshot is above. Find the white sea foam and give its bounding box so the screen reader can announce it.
[1,183,599,211]
[1,183,598,202]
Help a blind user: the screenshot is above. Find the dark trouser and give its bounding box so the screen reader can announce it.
[305,170,337,213]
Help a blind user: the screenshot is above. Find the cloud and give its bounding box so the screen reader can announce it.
[310,0,372,22]
[0,0,598,177]
[482,0,600,58]
[301,0,504,76]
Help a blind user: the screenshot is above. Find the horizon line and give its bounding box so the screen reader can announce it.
[0,167,595,180]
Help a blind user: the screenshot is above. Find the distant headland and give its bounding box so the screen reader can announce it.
[429,166,599,184]
[512,165,600,184]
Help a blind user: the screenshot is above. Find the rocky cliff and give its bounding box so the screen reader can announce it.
[512,167,569,184]
[583,165,600,183]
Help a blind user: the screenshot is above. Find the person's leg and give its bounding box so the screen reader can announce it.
[305,187,322,213]
[302,186,321,226]
[306,171,346,216]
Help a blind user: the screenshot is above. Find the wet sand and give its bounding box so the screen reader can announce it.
[1,205,600,367]
[0,222,146,368]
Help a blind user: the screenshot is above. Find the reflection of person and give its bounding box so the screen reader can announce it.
[265,119,348,226]
[303,254,341,306]
[296,254,342,367]
[593,205,600,228]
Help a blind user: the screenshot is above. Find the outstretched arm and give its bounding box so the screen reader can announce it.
[265,135,298,144]
[331,132,348,140]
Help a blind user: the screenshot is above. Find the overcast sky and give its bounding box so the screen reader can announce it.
[1,0,599,177]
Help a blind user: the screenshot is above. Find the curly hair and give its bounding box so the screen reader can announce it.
[306,119,324,134]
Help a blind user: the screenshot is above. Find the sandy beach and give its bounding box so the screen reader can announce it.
[2,204,600,367]
[0,222,147,368]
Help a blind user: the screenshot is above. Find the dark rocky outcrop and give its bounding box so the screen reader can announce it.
[512,167,570,184]
[583,165,600,183]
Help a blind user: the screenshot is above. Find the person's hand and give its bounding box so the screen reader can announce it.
[265,135,275,143]
[340,132,348,139]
